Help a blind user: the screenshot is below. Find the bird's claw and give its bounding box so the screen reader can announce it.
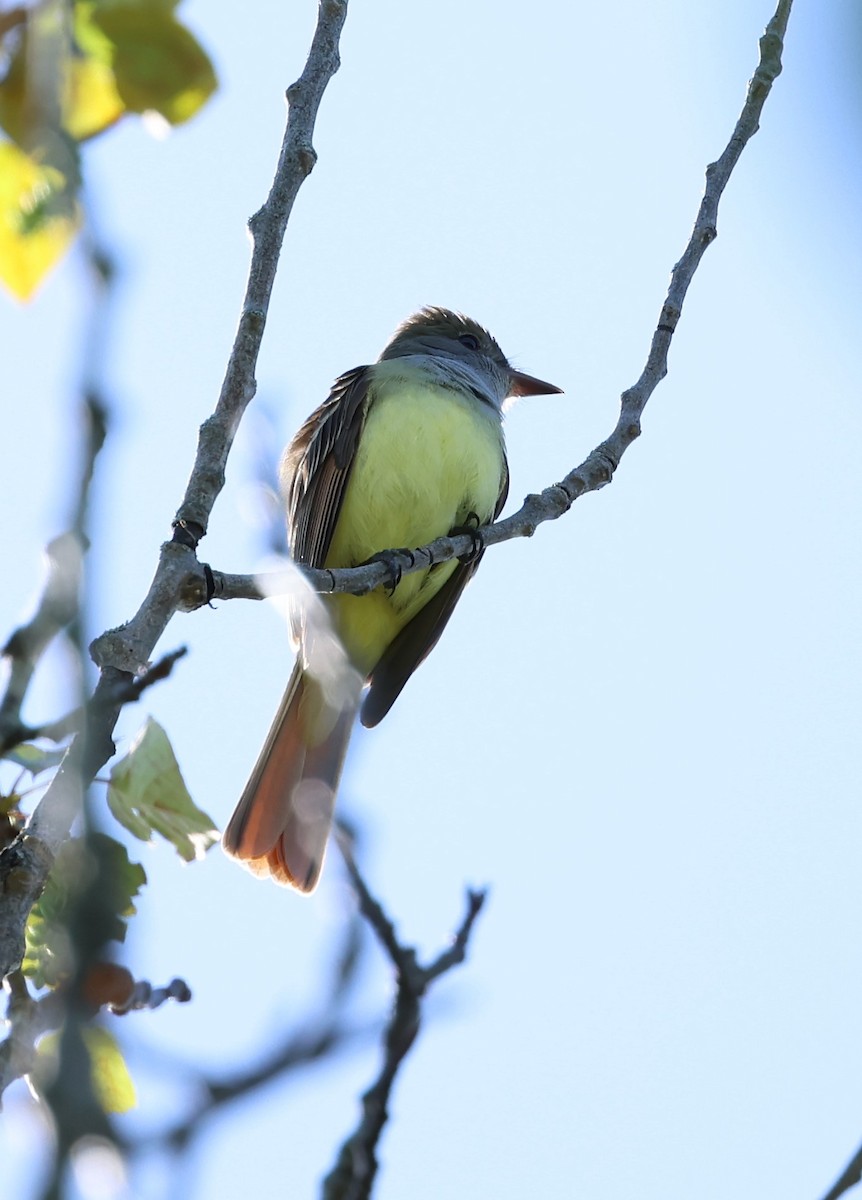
[451,512,486,565]
[363,548,416,595]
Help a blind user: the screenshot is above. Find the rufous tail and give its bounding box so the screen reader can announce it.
[223,663,358,892]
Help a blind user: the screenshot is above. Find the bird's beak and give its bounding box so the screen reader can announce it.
[509,370,564,398]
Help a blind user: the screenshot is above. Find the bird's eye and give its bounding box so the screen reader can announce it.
[458,333,480,351]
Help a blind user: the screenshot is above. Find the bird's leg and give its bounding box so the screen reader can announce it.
[359,547,416,595]
[449,511,485,565]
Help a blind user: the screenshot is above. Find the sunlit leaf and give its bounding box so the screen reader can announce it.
[23,895,72,988]
[91,6,217,125]
[0,140,80,300]
[108,717,219,862]
[37,1026,137,1113]
[64,56,125,141]
[83,1025,137,1113]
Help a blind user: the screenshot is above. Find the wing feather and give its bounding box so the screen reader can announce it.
[281,366,372,568]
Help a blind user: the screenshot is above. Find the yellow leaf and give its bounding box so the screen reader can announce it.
[0,141,79,300]
[64,56,125,141]
[38,1026,137,1114]
[84,1026,137,1114]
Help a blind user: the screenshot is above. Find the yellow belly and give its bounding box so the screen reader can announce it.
[324,380,505,675]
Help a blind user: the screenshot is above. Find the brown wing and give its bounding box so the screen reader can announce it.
[359,456,510,729]
[282,366,372,568]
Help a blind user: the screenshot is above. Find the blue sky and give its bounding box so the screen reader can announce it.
[3,1,862,1198]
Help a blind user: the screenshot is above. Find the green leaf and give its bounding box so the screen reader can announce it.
[3,743,67,775]
[64,54,126,141]
[91,6,217,125]
[108,717,219,862]
[96,833,148,937]
[0,140,80,300]
[23,835,146,988]
[83,1025,137,1113]
[22,904,70,989]
[37,1025,137,1114]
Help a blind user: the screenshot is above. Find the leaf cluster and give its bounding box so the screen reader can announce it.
[13,714,218,989]
[22,832,145,988]
[0,0,217,299]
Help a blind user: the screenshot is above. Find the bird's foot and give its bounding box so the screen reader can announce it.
[361,547,416,595]
[450,512,486,565]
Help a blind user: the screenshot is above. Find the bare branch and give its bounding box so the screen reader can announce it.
[188,0,794,610]
[124,897,369,1155]
[89,0,350,680]
[99,972,192,1016]
[323,826,486,1200]
[0,532,85,752]
[149,1019,372,1156]
[0,6,27,40]
[0,971,65,1098]
[5,647,188,750]
[819,1146,862,1200]
[21,642,186,851]
[0,389,110,983]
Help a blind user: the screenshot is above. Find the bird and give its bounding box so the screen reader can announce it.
[223,307,562,891]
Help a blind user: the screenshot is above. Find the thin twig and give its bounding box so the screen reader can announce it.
[0,214,114,756]
[819,1147,862,1200]
[0,971,65,1097]
[0,6,27,40]
[3,647,188,750]
[123,897,369,1155]
[323,826,486,1200]
[0,534,86,753]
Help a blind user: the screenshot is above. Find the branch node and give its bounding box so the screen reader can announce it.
[178,566,211,612]
[296,143,318,174]
[170,518,206,550]
[89,627,149,675]
[1,832,53,898]
[551,483,575,512]
[590,447,619,487]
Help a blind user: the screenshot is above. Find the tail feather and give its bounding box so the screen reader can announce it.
[223,664,358,892]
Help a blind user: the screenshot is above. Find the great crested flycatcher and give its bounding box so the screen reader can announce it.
[223,307,562,892]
